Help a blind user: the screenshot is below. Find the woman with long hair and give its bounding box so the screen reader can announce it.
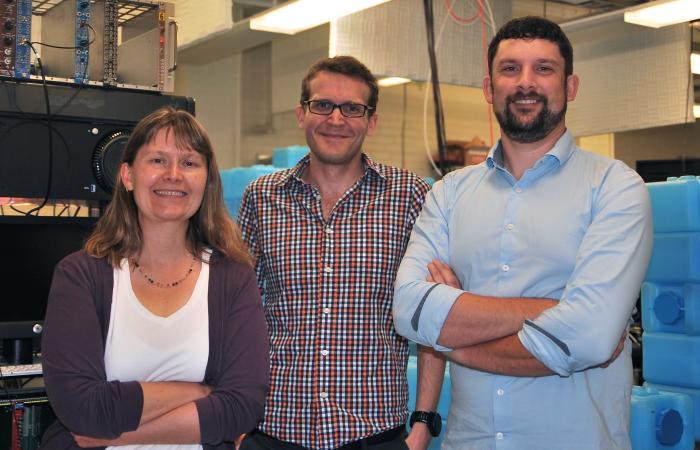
[40,106,269,449]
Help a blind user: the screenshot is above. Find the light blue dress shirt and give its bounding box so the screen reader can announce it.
[394,131,653,450]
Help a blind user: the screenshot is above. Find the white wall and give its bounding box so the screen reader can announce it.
[176,53,242,169]
[174,4,698,177]
[368,82,497,178]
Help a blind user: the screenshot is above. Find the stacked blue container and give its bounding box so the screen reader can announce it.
[220,146,309,219]
[220,165,278,219]
[642,175,700,447]
[631,386,694,450]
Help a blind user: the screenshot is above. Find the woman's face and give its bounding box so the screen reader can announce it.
[120,127,208,229]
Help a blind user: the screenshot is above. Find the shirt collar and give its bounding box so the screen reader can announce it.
[275,153,387,187]
[486,129,575,170]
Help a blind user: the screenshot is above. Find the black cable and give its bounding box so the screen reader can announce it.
[0,20,95,215]
[24,43,53,216]
[422,0,449,175]
[33,22,95,116]
[0,21,94,123]
[0,22,94,158]
[29,22,97,50]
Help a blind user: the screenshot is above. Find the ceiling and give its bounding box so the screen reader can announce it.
[513,0,646,22]
[231,0,649,24]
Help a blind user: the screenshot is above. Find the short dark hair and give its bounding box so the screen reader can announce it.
[300,55,378,116]
[488,16,573,79]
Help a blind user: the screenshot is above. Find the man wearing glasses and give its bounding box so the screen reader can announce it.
[237,56,434,450]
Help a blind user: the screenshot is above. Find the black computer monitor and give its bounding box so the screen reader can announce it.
[636,158,700,183]
[0,215,97,364]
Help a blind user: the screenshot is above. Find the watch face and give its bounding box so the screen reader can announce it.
[430,413,442,437]
[411,411,442,437]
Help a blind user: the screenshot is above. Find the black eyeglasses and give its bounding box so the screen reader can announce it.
[303,100,374,118]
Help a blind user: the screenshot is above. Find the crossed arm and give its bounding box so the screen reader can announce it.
[43,255,268,448]
[427,260,558,376]
[393,168,651,377]
[416,260,627,377]
[71,383,210,447]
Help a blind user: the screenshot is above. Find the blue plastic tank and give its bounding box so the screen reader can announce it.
[643,332,700,389]
[646,176,700,233]
[630,385,694,450]
[646,233,700,283]
[220,165,278,219]
[642,282,700,335]
[646,383,700,440]
[272,145,309,169]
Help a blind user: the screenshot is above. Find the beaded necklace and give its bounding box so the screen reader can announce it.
[133,256,197,288]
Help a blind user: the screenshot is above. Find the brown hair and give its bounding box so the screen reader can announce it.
[300,55,378,116]
[85,106,252,267]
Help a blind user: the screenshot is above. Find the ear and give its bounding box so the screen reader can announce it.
[120,162,134,191]
[483,75,494,105]
[366,112,378,137]
[295,104,305,128]
[566,74,579,102]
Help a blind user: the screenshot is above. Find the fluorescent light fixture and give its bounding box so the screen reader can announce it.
[378,77,411,87]
[624,0,700,28]
[695,104,700,119]
[692,53,700,75]
[250,0,393,35]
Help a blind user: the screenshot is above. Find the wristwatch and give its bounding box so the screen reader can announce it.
[409,410,442,437]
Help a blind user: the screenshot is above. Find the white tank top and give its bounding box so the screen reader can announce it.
[104,255,210,450]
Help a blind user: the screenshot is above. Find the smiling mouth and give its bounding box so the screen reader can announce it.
[513,99,539,105]
[154,190,187,197]
[319,135,351,143]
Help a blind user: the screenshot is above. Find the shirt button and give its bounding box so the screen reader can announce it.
[497,388,504,396]
[496,432,504,440]
[325,227,334,234]
[319,392,328,399]
[323,266,332,273]
[320,349,329,356]
[506,223,514,230]
[515,187,522,193]
[502,264,510,272]
[323,307,331,314]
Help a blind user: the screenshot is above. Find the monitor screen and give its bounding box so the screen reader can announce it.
[0,215,97,340]
[636,159,700,183]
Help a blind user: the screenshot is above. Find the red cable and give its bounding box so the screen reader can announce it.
[444,0,481,24]
[478,0,494,146]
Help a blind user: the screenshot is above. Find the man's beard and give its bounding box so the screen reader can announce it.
[495,92,566,143]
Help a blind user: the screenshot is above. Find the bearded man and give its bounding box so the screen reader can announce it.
[393,16,653,450]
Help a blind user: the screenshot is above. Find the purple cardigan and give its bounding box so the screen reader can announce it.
[40,250,269,449]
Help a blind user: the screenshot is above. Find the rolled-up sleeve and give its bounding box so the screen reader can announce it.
[394,179,463,350]
[518,165,653,376]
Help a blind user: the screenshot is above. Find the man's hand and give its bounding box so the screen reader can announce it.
[405,422,432,450]
[427,260,461,289]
